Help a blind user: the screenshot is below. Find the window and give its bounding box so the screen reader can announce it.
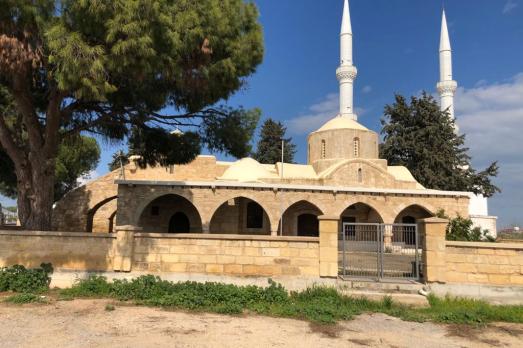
[353,138,360,157]
[321,140,326,159]
[151,206,160,216]
[358,168,363,183]
[246,202,263,229]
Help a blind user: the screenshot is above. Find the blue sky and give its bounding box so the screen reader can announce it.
[2,0,522,227]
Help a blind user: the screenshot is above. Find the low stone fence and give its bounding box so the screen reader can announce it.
[0,230,115,271]
[132,234,319,277]
[445,241,523,286]
[0,229,319,279]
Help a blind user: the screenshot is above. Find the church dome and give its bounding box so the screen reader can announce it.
[314,116,368,133]
[218,158,277,183]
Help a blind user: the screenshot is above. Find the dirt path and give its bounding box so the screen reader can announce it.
[1,299,522,348]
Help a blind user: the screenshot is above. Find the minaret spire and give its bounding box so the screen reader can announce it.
[337,0,358,119]
[437,9,458,120]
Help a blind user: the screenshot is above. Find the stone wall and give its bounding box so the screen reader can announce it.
[0,230,115,271]
[445,241,523,286]
[0,229,319,279]
[132,234,319,277]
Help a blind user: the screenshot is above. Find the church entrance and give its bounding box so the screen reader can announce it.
[168,212,190,233]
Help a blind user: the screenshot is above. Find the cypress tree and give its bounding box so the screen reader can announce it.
[253,119,296,164]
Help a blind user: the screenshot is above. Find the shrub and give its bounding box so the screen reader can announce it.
[60,275,112,298]
[0,263,53,293]
[4,293,45,304]
[437,210,494,242]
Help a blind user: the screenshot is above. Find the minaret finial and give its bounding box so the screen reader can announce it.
[337,0,358,119]
[437,9,458,122]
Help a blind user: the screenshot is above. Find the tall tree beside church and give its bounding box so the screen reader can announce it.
[0,0,264,230]
[1,136,100,201]
[253,118,296,164]
[380,92,499,197]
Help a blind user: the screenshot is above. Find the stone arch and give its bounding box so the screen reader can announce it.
[108,210,117,233]
[168,212,191,233]
[278,200,324,237]
[339,202,384,224]
[393,204,434,224]
[138,194,202,233]
[209,196,271,235]
[131,190,196,226]
[86,196,118,232]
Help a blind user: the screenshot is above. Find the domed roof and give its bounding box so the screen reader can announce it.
[218,158,277,183]
[313,116,369,133]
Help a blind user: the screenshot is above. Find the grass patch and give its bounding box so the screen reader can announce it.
[3,293,47,304]
[54,275,523,325]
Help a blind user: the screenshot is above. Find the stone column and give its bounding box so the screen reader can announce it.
[318,215,339,278]
[419,217,448,283]
[113,225,142,272]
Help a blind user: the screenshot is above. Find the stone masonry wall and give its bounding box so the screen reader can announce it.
[0,230,115,271]
[132,234,319,277]
[445,241,523,286]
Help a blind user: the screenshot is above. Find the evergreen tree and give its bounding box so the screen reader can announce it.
[0,0,264,230]
[1,136,100,202]
[380,92,499,197]
[253,119,296,164]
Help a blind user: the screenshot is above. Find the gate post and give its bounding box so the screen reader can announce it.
[418,217,448,283]
[113,225,142,272]
[318,215,339,278]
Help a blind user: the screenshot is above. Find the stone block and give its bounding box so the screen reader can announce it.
[205,264,224,274]
[488,274,511,285]
[453,263,476,273]
[224,264,243,274]
[216,255,236,264]
[299,248,318,258]
[186,263,206,273]
[162,263,187,273]
[243,265,281,276]
[477,248,495,255]
[261,248,280,257]
[244,247,261,256]
[510,275,523,285]
[467,273,489,283]
[281,266,301,276]
[179,254,199,263]
[235,256,254,265]
[273,258,291,265]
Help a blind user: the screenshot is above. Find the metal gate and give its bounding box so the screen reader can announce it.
[338,223,421,281]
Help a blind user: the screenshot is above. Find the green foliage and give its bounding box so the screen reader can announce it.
[108,151,130,172]
[253,118,297,164]
[105,303,115,311]
[3,293,46,304]
[57,275,523,325]
[437,210,495,242]
[0,135,100,201]
[0,0,264,229]
[380,93,500,197]
[0,263,53,293]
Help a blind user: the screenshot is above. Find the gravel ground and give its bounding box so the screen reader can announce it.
[1,299,522,348]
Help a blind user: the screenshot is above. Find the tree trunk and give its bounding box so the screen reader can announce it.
[16,158,56,231]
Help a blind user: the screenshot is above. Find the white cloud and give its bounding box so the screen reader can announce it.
[286,93,366,135]
[77,170,100,186]
[455,73,523,225]
[362,85,372,94]
[503,0,518,14]
[456,73,523,161]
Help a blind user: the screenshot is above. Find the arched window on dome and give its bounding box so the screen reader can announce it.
[353,138,360,158]
[321,140,326,159]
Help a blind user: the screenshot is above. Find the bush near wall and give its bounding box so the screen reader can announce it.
[0,263,53,293]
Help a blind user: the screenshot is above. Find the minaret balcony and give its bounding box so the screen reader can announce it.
[336,65,358,82]
[437,80,458,96]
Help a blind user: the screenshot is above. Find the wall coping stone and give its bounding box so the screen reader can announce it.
[133,233,319,243]
[446,241,523,250]
[115,179,472,198]
[0,230,116,239]
[419,217,449,224]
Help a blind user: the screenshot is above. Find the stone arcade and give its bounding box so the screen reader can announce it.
[53,1,493,244]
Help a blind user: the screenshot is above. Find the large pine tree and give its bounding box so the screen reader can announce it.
[380,92,499,197]
[0,0,264,230]
[253,118,296,164]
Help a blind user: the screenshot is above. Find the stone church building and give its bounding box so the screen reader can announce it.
[52,1,490,238]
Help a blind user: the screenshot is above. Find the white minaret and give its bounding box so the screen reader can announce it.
[437,10,458,120]
[337,0,358,120]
